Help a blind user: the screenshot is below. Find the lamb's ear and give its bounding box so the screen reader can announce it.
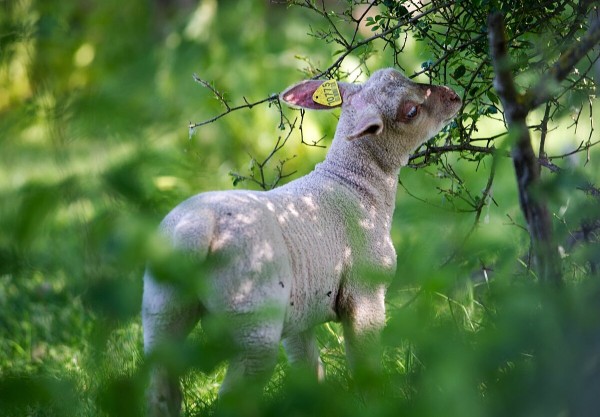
[346,107,384,141]
[280,80,350,110]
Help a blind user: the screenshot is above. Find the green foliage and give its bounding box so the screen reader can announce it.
[1,0,599,416]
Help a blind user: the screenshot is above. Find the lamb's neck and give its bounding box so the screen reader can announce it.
[316,137,401,214]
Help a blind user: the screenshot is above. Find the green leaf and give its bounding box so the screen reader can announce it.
[395,5,409,18]
[486,90,500,105]
[486,105,498,115]
[453,64,466,79]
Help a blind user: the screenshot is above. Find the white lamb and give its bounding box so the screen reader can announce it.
[143,68,461,416]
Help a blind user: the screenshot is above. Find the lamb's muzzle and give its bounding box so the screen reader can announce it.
[143,68,461,416]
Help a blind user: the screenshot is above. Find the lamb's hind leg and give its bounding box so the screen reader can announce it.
[143,271,202,417]
[218,312,283,399]
[283,329,325,380]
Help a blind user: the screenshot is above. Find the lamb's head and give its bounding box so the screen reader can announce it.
[281,68,461,168]
[350,68,462,146]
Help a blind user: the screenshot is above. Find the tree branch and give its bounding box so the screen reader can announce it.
[407,143,500,166]
[525,9,600,110]
[488,11,562,286]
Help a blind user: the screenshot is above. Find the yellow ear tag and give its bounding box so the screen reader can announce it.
[312,80,342,107]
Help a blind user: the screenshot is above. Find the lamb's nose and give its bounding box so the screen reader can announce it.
[442,86,461,103]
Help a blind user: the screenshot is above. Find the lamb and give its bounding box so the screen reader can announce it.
[142,67,461,416]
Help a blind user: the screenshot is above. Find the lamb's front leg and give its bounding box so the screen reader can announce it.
[340,285,386,385]
[283,329,325,380]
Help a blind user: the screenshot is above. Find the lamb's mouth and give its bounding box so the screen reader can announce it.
[443,111,460,124]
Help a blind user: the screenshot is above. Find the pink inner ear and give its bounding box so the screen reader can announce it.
[280,80,341,110]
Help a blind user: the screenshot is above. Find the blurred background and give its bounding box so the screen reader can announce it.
[1,1,599,416]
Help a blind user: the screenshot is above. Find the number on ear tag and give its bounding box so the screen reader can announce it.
[312,80,342,107]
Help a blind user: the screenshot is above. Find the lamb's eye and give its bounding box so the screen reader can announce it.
[406,105,418,119]
[398,102,420,122]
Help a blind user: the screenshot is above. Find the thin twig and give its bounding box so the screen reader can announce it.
[190,74,280,130]
[312,0,457,79]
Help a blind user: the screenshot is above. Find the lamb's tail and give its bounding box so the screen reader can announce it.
[161,206,216,263]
